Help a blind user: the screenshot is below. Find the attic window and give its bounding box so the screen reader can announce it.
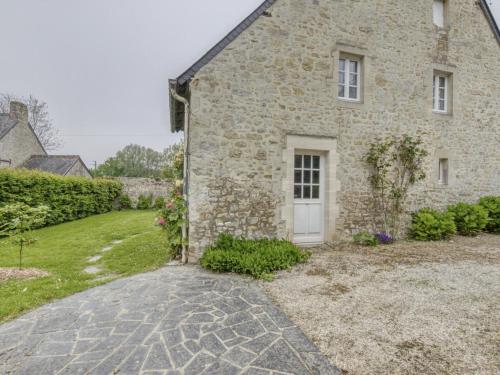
[433,0,447,28]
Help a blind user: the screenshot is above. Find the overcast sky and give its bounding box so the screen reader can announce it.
[1,0,499,167]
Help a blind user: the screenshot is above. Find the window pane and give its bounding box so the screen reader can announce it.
[439,76,446,88]
[339,59,346,72]
[303,170,311,184]
[294,155,302,168]
[313,156,320,169]
[349,86,358,99]
[439,99,445,111]
[339,70,345,84]
[349,73,358,86]
[338,85,345,98]
[433,0,444,27]
[350,60,358,74]
[439,88,446,100]
[312,185,320,199]
[304,155,311,168]
[303,185,311,199]
[294,170,302,184]
[294,185,302,199]
[313,170,320,184]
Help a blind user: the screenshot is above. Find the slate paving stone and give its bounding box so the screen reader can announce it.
[0,266,339,374]
[143,342,172,371]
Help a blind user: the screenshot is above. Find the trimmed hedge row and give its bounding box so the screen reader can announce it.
[0,168,122,226]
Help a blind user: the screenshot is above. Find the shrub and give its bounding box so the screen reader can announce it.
[137,194,153,210]
[353,231,378,246]
[200,234,310,280]
[479,196,500,233]
[118,194,132,210]
[0,169,122,227]
[154,196,166,210]
[447,203,488,236]
[410,208,456,241]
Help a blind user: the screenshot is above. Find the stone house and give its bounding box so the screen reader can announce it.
[0,101,91,178]
[169,0,500,259]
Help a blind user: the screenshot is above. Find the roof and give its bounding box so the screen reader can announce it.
[22,155,90,176]
[0,114,18,140]
[479,0,500,43]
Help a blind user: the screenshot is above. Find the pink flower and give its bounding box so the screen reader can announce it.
[166,202,174,209]
[157,217,166,226]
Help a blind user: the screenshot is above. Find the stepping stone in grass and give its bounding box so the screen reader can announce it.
[101,246,113,252]
[84,266,101,274]
[112,240,123,245]
[87,255,102,263]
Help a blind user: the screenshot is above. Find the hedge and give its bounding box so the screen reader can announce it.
[0,168,122,226]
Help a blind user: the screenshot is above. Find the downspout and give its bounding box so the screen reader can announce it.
[170,87,190,264]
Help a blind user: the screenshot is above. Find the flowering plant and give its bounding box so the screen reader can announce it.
[375,232,394,244]
[157,190,187,258]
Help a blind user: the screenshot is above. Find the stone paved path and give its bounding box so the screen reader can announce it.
[0,266,340,375]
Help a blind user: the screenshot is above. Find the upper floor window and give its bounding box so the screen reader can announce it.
[338,57,361,101]
[433,73,449,113]
[433,0,447,28]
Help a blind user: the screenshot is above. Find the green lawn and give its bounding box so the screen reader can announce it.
[0,210,171,323]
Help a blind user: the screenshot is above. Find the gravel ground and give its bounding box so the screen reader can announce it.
[0,268,50,282]
[261,234,500,375]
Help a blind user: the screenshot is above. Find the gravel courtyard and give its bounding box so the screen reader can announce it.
[262,234,500,375]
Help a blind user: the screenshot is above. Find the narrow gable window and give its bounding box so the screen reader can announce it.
[433,0,445,28]
[433,73,449,113]
[338,57,361,101]
[438,158,449,185]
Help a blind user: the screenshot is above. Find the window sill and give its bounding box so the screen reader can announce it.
[432,110,453,117]
[336,98,364,109]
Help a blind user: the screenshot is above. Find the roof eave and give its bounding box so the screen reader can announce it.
[479,0,500,44]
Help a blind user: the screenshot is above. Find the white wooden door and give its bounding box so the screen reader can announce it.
[293,153,324,244]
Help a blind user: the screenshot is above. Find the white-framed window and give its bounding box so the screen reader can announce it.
[433,74,449,113]
[433,0,445,28]
[338,57,361,101]
[438,158,449,185]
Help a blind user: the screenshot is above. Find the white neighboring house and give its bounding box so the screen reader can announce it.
[0,101,91,178]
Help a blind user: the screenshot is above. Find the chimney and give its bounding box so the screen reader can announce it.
[9,101,28,124]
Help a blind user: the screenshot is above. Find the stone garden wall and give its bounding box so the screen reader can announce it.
[118,177,172,206]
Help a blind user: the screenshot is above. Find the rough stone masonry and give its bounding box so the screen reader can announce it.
[174,0,500,258]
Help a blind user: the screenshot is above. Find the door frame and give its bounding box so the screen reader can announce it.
[283,135,339,244]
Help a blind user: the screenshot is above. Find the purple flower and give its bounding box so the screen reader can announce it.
[375,232,394,244]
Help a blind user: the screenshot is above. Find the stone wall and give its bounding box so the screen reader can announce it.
[185,0,500,257]
[118,177,172,206]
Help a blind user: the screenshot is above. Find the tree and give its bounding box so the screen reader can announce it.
[0,94,62,151]
[162,143,184,180]
[0,204,49,269]
[94,144,170,178]
[365,135,428,239]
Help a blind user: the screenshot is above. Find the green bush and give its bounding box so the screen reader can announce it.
[0,169,122,227]
[137,194,153,210]
[410,208,456,241]
[118,194,132,210]
[479,196,500,233]
[200,234,310,280]
[353,231,378,246]
[447,203,488,236]
[154,196,166,210]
